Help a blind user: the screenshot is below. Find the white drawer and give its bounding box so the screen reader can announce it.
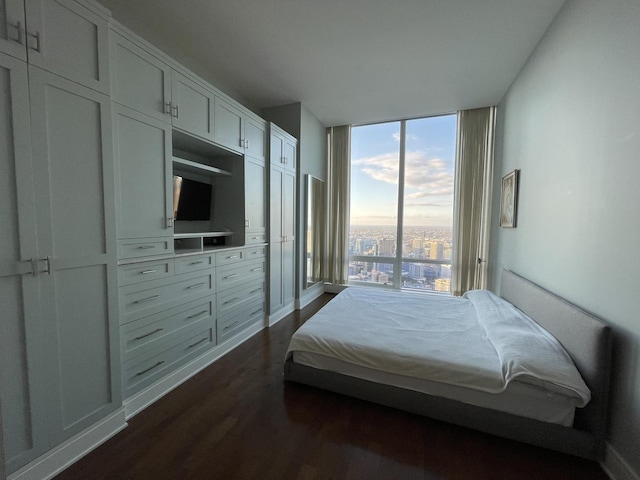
[215,249,245,266]
[244,245,266,260]
[217,298,264,344]
[217,280,265,316]
[175,254,214,274]
[122,295,215,360]
[245,233,266,245]
[118,259,174,286]
[216,258,265,292]
[118,238,173,259]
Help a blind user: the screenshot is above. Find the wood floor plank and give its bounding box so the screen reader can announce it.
[54,293,609,480]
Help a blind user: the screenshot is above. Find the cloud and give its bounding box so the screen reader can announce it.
[352,150,454,197]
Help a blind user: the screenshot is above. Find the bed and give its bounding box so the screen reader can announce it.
[283,270,612,460]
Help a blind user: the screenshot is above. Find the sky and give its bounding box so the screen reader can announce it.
[350,114,457,227]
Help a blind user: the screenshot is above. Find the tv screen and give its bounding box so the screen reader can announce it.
[173,175,212,221]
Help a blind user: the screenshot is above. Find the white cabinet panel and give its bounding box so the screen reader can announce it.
[0,52,43,474]
[214,96,243,153]
[245,156,266,244]
[244,115,266,161]
[25,0,110,93]
[28,66,120,445]
[110,31,171,123]
[171,70,215,142]
[113,104,173,245]
[0,0,26,60]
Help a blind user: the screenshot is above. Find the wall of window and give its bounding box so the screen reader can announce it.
[348,114,457,292]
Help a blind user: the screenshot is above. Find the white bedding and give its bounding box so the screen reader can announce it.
[286,287,591,418]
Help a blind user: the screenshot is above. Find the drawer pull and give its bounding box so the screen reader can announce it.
[134,360,164,377]
[223,297,239,305]
[251,267,262,272]
[226,255,239,259]
[224,320,240,331]
[140,269,157,275]
[224,273,239,280]
[249,288,262,295]
[250,250,262,255]
[134,328,164,340]
[137,245,155,250]
[187,282,207,289]
[188,337,208,349]
[250,308,263,316]
[186,310,208,320]
[189,261,204,265]
[133,294,161,304]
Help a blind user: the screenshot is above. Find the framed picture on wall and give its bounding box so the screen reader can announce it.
[500,169,519,228]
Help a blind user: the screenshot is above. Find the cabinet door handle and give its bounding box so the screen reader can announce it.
[187,282,206,289]
[27,30,40,52]
[41,256,51,276]
[140,269,157,275]
[173,104,179,118]
[164,102,172,115]
[251,267,262,272]
[9,21,23,45]
[223,297,239,305]
[134,328,163,340]
[133,294,160,304]
[187,337,208,349]
[137,245,155,250]
[134,360,164,377]
[223,273,239,280]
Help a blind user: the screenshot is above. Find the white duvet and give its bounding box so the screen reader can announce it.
[286,288,591,407]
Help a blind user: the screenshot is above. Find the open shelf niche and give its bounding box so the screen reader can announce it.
[172,130,245,254]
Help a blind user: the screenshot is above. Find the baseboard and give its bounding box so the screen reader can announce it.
[297,285,326,309]
[324,283,347,294]
[602,442,640,480]
[8,408,127,480]
[124,322,265,419]
[268,303,296,326]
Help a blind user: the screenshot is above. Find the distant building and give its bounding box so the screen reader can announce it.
[429,241,444,260]
[378,238,395,256]
[435,278,451,292]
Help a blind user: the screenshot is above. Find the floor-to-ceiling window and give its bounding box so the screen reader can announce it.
[348,114,457,292]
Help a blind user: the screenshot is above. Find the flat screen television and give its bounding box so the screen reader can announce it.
[173,175,212,221]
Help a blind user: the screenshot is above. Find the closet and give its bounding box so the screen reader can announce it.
[0,0,120,473]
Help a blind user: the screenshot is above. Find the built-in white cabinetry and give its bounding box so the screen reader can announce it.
[269,124,297,320]
[0,48,121,475]
[171,69,215,142]
[113,103,174,258]
[0,0,110,92]
[245,156,267,245]
[214,96,267,161]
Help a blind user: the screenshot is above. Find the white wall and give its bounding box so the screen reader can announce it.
[490,0,640,476]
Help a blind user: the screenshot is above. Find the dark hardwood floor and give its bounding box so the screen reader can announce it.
[55,294,609,480]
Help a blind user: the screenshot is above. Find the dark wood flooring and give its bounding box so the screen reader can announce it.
[55,294,609,480]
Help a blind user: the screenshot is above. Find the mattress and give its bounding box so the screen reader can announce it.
[286,287,591,427]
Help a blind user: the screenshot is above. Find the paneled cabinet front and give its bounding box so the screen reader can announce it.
[113,103,174,258]
[118,258,217,397]
[0,52,120,474]
[1,0,110,92]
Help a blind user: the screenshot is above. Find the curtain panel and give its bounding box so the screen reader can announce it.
[451,107,496,296]
[326,125,351,285]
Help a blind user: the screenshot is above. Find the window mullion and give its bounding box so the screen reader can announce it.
[394,121,407,289]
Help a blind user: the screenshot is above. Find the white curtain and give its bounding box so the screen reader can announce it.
[326,125,351,285]
[451,107,496,296]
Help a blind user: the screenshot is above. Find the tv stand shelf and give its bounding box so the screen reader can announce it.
[174,232,234,254]
[173,156,232,179]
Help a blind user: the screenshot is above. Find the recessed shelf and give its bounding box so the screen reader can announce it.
[173,156,231,178]
[174,231,235,255]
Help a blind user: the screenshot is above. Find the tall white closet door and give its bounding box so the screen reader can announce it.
[28,66,120,443]
[282,171,296,306]
[0,0,26,60]
[0,52,44,474]
[269,166,284,312]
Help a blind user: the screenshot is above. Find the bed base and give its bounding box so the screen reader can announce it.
[284,359,599,460]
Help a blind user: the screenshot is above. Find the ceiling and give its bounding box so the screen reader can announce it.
[96,0,566,126]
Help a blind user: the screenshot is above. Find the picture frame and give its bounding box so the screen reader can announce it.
[500,169,519,228]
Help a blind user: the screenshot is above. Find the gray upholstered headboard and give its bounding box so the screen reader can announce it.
[499,269,612,441]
